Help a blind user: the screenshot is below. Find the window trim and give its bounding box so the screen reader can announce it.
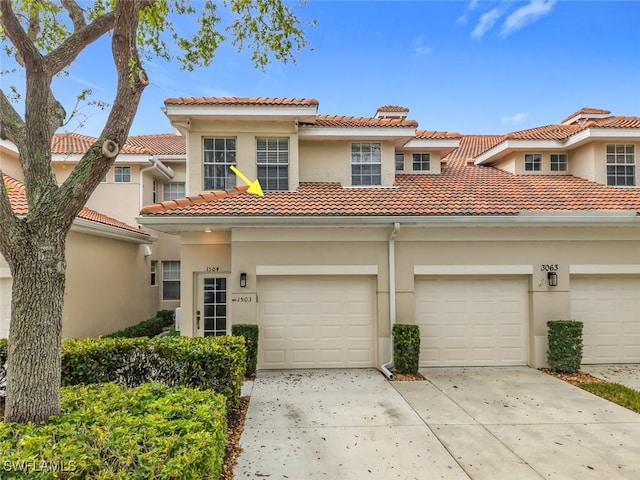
[524,153,542,172]
[351,142,382,186]
[114,166,131,183]
[256,137,289,192]
[150,260,157,286]
[606,144,636,187]
[412,153,431,172]
[162,182,186,201]
[203,137,237,191]
[161,261,180,301]
[395,152,405,172]
[550,153,568,172]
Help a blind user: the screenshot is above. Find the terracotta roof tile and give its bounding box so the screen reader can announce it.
[51,133,151,155]
[376,105,409,112]
[140,186,249,214]
[3,174,148,235]
[504,124,579,141]
[562,107,611,123]
[126,133,186,156]
[164,96,319,107]
[443,135,504,165]
[140,164,640,218]
[415,130,462,140]
[302,115,418,128]
[587,116,640,129]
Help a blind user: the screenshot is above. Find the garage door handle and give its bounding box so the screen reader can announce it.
[196,310,200,330]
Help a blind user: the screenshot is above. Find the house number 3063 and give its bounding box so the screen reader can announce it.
[541,264,559,272]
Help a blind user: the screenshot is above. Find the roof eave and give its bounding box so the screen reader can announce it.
[72,218,155,244]
[164,104,318,123]
[299,127,417,140]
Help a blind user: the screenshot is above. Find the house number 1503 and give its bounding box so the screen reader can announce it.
[541,264,559,272]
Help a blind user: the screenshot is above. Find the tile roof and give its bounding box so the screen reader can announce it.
[140,163,640,218]
[164,96,319,107]
[562,107,611,123]
[504,124,579,141]
[415,130,462,140]
[302,115,418,128]
[51,133,151,155]
[443,135,504,165]
[376,105,409,112]
[3,174,148,235]
[126,133,186,156]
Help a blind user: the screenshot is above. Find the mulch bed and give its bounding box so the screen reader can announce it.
[221,395,250,480]
[392,371,426,381]
[540,368,607,387]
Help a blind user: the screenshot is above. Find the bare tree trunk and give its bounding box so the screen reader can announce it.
[4,225,66,423]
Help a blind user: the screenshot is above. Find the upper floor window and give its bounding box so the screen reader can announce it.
[163,182,186,201]
[412,153,431,171]
[152,180,157,203]
[150,261,157,286]
[162,261,180,301]
[204,138,236,190]
[395,153,404,171]
[524,154,541,172]
[351,142,381,186]
[114,166,131,182]
[257,138,289,191]
[550,154,567,172]
[606,144,635,186]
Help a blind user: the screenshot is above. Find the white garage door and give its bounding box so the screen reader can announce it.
[570,276,640,364]
[416,276,528,367]
[0,277,11,339]
[258,276,376,369]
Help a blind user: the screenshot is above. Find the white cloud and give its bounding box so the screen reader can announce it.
[457,0,481,25]
[501,112,529,125]
[412,36,432,57]
[501,0,557,37]
[471,7,505,39]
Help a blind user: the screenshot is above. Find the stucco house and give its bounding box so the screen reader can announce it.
[136,98,640,370]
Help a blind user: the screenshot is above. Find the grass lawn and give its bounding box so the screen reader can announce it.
[579,382,640,414]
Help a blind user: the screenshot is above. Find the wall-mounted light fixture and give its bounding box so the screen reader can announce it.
[240,272,247,288]
[547,271,558,287]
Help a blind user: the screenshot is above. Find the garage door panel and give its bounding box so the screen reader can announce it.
[571,276,640,364]
[258,276,376,369]
[416,276,528,367]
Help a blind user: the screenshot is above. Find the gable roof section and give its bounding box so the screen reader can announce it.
[3,174,150,236]
[51,133,151,155]
[164,97,319,107]
[126,133,186,156]
[443,135,504,165]
[303,115,418,129]
[139,163,640,218]
[562,107,611,124]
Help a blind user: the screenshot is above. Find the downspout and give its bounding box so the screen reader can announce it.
[380,222,400,380]
[139,156,175,210]
[139,157,157,211]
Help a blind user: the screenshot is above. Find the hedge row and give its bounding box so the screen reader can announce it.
[0,383,227,479]
[104,309,175,338]
[231,324,259,376]
[547,320,583,373]
[393,324,421,374]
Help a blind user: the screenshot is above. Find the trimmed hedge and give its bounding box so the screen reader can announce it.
[61,336,246,407]
[393,324,421,374]
[0,383,227,479]
[547,320,583,373]
[104,309,175,338]
[231,324,259,376]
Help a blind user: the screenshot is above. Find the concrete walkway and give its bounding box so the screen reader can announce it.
[581,364,640,391]
[235,368,640,479]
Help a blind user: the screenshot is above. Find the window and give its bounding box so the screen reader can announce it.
[162,182,186,201]
[606,144,635,186]
[204,138,236,190]
[257,138,289,191]
[101,174,107,183]
[150,261,157,286]
[550,154,567,172]
[114,166,131,182]
[152,180,157,203]
[412,153,431,171]
[351,142,382,186]
[162,261,180,301]
[524,154,542,172]
[395,153,404,171]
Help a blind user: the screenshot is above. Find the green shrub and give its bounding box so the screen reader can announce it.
[0,383,227,479]
[60,336,245,407]
[0,337,7,365]
[393,324,421,374]
[104,310,175,339]
[231,324,259,376]
[547,320,583,373]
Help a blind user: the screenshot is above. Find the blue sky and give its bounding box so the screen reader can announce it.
[4,1,640,137]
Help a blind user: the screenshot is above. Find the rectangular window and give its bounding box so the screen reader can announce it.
[203,138,237,190]
[550,154,567,172]
[152,180,157,203]
[412,153,431,171]
[395,152,404,171]
[150,261,157,286]
[524,154,542,172]
[162,261,180,301]
[606,144,635,186]
[351,142,382,186]
[257,138,289,191]
[114,166,131,182]
[162,182,186,201]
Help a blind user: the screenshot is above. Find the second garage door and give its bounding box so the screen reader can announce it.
[570,276,640,364]
[258,276,376,369]
[416,276,529,367]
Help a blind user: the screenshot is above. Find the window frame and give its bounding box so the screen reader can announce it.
[606,144,636,187]
[162,261,181,301]
[150,261,157,286]
[203,137,237,190]
[395,152,405,172]
[524,153,542,172]
[162,182,186,201]
[256,137,289,192]
[412,153,431,172]
[351,142,382,186]
[114,166,131,183]
[550,153,568,172]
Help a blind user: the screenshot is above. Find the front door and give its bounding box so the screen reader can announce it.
[197,275,228,336]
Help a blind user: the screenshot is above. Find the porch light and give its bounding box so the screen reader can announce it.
[547,271,558,287]
[240,272,247,288]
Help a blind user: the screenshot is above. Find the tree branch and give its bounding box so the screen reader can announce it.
[46,11,116,75]
[0,1,43,70]
[0,89,26,151]
[60,0,86,31]
[26,7,40,42]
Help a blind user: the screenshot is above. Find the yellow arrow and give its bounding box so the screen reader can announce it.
[230,165,264,197]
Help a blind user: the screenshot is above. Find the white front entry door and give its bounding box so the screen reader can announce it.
[197,275,228,337]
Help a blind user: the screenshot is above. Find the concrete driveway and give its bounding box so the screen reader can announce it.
[235,368,640,479]
[581,364,640,391]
